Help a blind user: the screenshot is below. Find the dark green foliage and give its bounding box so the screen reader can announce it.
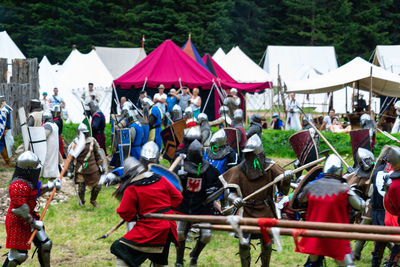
[1,0,400,65]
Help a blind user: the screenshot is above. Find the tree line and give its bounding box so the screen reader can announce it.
[1,0,399,66]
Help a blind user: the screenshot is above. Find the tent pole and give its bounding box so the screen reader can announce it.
[345,87,348,113]
[245,93,248,127]
[369,66,373,117]
[277,64,282,118]
[202,83,215,113]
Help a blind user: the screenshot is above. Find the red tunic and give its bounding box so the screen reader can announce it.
[5,180,38,250]
[117,176,183,247]
[296,177,351,261]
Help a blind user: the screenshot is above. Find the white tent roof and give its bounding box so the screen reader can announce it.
[39,56,61,95]
[264,46,338,85]
[95,46,146,79]
[212,47,226,62]
[0,31,25,61]
[373,45,400,75]
[286,57,400,97]
[57,49,113,123]
[213,46,272,83]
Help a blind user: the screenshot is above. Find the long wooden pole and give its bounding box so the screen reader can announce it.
[193,224,400,243]
[144,214,400,235]
[296,105,350,169]
[369,66,373,117]
[222,157,326,213]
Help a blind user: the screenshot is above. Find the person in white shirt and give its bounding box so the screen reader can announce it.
[391,101,400,133]
[320,109,336,131]
[285,93,301,130]
[189,88,202,119]
[153,84,167,114]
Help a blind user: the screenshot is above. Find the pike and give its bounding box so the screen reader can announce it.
[296,105,351,170]
[222,157,326,214]
[28,132,87,245]
[96,154,185,240]
[377,128,400,144]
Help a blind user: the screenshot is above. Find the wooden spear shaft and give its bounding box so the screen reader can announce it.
[193,224,400,243]
[222,157,326,213]
[143,214,400,235]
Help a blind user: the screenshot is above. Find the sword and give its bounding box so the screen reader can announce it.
[71,177,84,207]
[377,128,400,144]
[128,99,144,117]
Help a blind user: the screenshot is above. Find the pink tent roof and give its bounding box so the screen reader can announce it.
[114,39,217,89]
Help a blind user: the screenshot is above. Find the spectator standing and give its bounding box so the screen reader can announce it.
[153,84,167,114]
[189,88,201,119]
[82,82,99,104]
[49,87,65,109]
[285,93,301,130]
[41,92,51,111]
[391,101,400,133]
[177,86,191,111]
[166,88,178,123]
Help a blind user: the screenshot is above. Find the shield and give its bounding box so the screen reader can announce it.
[0,107,7,138]
[224,128,239,152]
[288,165,323,212]
[27,126,47,166]
[82,116,92,137]
[289,130,318,167]
[350,129,371,161]
[117,128,131,164]
[149,163,183,192]
[161,120,187,161]
[18,107,29,151]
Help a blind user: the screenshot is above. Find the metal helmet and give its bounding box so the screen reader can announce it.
[360,113,371,128]
[126,110,138,124]
[210,129,227,148]
[242,134,264,154]
[250,113,262,124]
[123,157,146,179]
[16,151,40,169]
[323,154,343,176]
[219,105,231,125]
[77,123,89,134]
[197,113,208,124]
[172,104,183,121]
[52,104,61,117]
[233,109,243,122]
[140,141,160,163]
[395,101,400,110]
[187,139,204,164]
[141,97,154,110]
[388,146,400,170]
[184,107,194,120]
[122,101,133,111]
[355,148,375,171]
[42,110,53,123]
[30,99,42,111]
[88,100,99,115]
[183,126,202,143]
[302,114,313,126]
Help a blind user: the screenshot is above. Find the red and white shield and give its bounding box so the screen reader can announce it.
[186,177,202,192]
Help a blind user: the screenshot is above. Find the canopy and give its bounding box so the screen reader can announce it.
[182,37,210,72]
[286,57,400,97]
[39,56,60,95]
[212,47,226,63]
[213,46,272,83]
[0,31,25,61]
[264,46,338,85]
[373,45,400,75]
[95,46,146,79]
[57,49,113,123]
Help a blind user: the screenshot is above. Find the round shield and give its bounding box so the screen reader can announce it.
[288,165,323,212]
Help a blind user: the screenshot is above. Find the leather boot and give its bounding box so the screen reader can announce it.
[90,185,101,207]
[353,239,365,260]
[371,252,382,267]
[175,240,186,266]
[189,241,207,267]
[239,244,251,267]
[260,240,272,267]
[78,182,86,206]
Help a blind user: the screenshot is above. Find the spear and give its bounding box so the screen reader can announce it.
[222,157,326,214]
[377,128,400,144]
[28,132,86,245]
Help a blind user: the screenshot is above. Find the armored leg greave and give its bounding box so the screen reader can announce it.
[353,217,372,260]
[78,182,86,206]
[335,254,355,267]
[90,184,101,207]
[176,221,190,266]
[3,249,28,267]
[260,239,272,267]
[35,229,52,267]
[239,234,252,267]
[189,241,207,267]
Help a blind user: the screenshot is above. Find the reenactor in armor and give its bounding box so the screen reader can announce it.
[175,127,202,161]
[204,129,238,175]
[51,104,65,158]
[42,111,60,179]
[110,158,182,267]
[27,99,43,127]
[197,113,211,146]
[296,154,365,267]
[223,88,241,118]
[231,109,247,152]
[345,148,375,260]
[141,98,163,151]
[70,123,103,207]
[221,134,293,267]
[175,140,222,267]
[184,107,197,128]
[246,114,263,139]
[360,113,377,150]
[210,105,231,128]
[126,110,144,160]
[140,141,160,169]
[0,95,12,166]
[172,104,183,122]
[3,151,61,267]
[89,100,106,153]
[302,114,320,152]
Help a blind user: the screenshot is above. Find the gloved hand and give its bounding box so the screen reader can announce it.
[383,174,392,193]
[178,169,188,178]
[47,179,62,191]
[98,164,104,174]
[283,170,294,180]
[233,197,245,209]
[30,219,44,231]
[101,173,120,186]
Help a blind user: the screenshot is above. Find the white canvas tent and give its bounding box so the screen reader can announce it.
[39,56,61,96]
[212,47,226,62]
[0,31,25,61]
[57,49,113,123]
[95,46,146,79]
[373,45,400,75]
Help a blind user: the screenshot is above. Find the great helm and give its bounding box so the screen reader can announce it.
[355,148,374,171]
[323,154,343,176]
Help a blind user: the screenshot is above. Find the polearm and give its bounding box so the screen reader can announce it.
[28,132,87,245]
[222,157,326,214]
[296,105,350,169]
[96,154,185,240]
[144,214,400,236]
[377,128,400,144]
[192,223,400,243]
